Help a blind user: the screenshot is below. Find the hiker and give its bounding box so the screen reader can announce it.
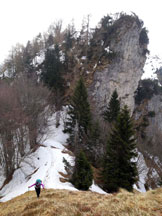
[28,179,44,198]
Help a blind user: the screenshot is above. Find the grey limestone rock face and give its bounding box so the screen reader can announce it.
[89,17,147,116]
[136,95,162,160]
[134,94,162,187]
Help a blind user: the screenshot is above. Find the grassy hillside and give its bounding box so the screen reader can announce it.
[0,188,162,216]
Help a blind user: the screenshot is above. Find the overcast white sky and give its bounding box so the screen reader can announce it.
[0,0,162,64]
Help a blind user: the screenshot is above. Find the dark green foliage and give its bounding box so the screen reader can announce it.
[71,150,93,190]
[45,34,54,47]
[140,116,149,139]
[64,29,74,51]
[147,111,155,118]
[102,139,119,192]
[64,78,91,147]
[135,79,162,105]
[89,121,100,144]
[63,157,71,169]
[103,90,120,123]
[63,26,76,72]
[87,14,117,62]
[100,15,113,29]
[63,157,73,176]
[102,106,138,192]
[23,41,34,75]
[139,27,149,55]
[41,44,65,94]
[100,15,114,43]
[105,51,116,61]
[139,28,149,45]
[87,121,102,165]
[64,78,102,166]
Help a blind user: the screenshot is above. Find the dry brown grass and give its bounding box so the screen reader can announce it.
[0,188,162,216]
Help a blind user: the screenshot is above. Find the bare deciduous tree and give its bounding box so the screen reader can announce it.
[0,76,51,178]
[13,76,51,149]
[0,81,26,176]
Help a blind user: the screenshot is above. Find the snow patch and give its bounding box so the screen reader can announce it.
[90,181,107,194]
[136,152,149,192]
[32,50,45,66]
[81,56,86,60]
[0,110,106,202]
[104,46,113,53]
[142,55,162,79]
[93,64,97,69]
[59,50,65,63]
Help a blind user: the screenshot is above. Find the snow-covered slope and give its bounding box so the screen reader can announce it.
[142,55,162,79]
[0,112,106,202]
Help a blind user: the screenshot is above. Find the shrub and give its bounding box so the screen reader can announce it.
[135,79,162,104]
[139,28,149,45]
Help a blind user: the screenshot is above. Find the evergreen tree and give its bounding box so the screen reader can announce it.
[45,34,54,48]
[103,89,120,123]
[63,27,76,72]
[102,105,138,192]
[87,121,102,164]
[64,78,91,148]
[64,29,74,51]
[23,41,34,75]
[41,44,64,94]
[71,150,93,190]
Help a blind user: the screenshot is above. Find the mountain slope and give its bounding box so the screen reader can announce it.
[0,188,162,216]
[0,111,105,202]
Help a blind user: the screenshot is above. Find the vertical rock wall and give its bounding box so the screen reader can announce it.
[89,16,147,115]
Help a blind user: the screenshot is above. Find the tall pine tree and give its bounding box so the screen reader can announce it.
[71,150,93,190]
[102,105,138,192]
[64,77,91,149]
[41,44,64,94]
[103,89,120,123]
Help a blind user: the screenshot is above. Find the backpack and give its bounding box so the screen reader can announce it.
[35,179,42,188]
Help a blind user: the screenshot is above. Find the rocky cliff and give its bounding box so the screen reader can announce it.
[89,15,148,116]
[134,93,162,188]
[87,15,162,189]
